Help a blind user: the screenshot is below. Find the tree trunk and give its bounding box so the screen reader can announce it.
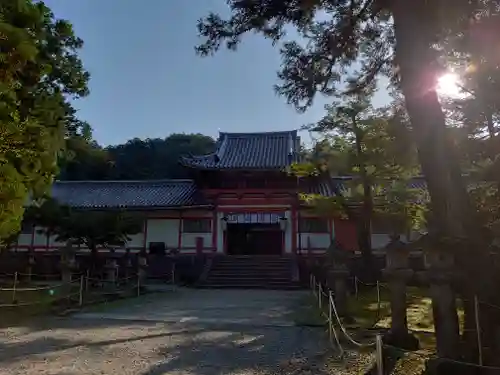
[354,128,374,277]
[391,1,475,359]
[392,5,474,238]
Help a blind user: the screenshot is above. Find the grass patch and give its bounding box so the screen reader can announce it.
[347,285,468,350]
[289,294,326,327]
[0,282,81,327]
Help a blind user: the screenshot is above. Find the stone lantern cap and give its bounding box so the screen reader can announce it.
[385,235,410,270]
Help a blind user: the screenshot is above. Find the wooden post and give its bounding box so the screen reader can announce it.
[328,290,333,346]
[354,276,359,298]
[85,269,89,292]
[137,273,140,297]
[171,262,176,285]
[79,275,84,306]
[376,280,380,306]
[376,334,384,375]
[318,283,322,310]
[474,295,483,366]
[12,272,18,303]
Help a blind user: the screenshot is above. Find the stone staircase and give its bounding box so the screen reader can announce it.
[199,255,301,289]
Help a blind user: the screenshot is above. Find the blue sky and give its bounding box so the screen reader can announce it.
[45,0,389,146]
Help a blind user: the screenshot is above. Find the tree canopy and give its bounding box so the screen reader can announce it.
[0,0,89,242]
[58,133,216,181]
[195,0,500,243]
[26,198,144,254]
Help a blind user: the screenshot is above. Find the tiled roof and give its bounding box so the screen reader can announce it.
[331,176,428,195]
[179,131,300,170]
[300,179,336,197]
[50,180,207,209]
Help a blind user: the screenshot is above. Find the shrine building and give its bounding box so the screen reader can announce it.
[13,130,415,256]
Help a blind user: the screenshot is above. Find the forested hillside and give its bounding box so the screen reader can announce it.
[58,133,216,180]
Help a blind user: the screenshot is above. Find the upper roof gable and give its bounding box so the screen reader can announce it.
[179,130,301,170]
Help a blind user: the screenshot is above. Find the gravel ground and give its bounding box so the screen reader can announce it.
[0,317,330,375]
[0,289,377,374]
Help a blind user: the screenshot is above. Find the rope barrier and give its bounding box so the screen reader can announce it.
[328,273,500,371]
[0,272,66,278]
[383,342,500,371]
[0,278,81,292]
[0,291,82,308]
[330,292,377,348]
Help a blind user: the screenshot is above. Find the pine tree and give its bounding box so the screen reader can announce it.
[195,0,497,247]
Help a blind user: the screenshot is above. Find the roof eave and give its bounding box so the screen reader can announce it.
[67,204,215,211]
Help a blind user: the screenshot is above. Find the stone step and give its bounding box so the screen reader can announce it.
[213,263,291,268]
[198,282,301,290]
[214,261,291,267]
[208,271,292,277]
[205,274,292,281]
[199,255,298,290]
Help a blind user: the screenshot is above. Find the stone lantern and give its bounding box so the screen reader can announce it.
[124,248,133,278]
[421,239,460,359]
[60,241,77,294]
[382,234,419,350]
[105,251,119,284]
[326,240,350,317]
[137,249,148,286]
[27,248,36,282]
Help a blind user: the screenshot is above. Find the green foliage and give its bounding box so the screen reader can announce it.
[375,179,427,235]
[298,96,422,236]
[195,0,497,243]
[26,198,144,251]
[58,133,216,180]
[58,136,114,180]
[0,0,89,242]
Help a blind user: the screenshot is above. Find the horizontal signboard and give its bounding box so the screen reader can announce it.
[225,212,285,224]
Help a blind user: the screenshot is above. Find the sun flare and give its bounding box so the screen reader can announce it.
[437,73,463,98]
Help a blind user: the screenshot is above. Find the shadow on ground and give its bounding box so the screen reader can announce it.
[0,317,329,374]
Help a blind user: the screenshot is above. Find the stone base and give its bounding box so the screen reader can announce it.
[383,329,420,351]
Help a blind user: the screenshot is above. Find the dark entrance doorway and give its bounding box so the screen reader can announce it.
[226,223,283,255]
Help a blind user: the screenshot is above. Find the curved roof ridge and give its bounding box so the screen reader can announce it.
[219,130,298,137]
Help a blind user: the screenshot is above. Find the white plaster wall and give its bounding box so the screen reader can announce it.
[127,232,145,248]
[17,233,32,247]
[299,233,331,250]
[33,226,47,248]
[146,219,179,248]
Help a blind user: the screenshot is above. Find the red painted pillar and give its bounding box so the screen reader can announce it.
[212,210,217,252]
